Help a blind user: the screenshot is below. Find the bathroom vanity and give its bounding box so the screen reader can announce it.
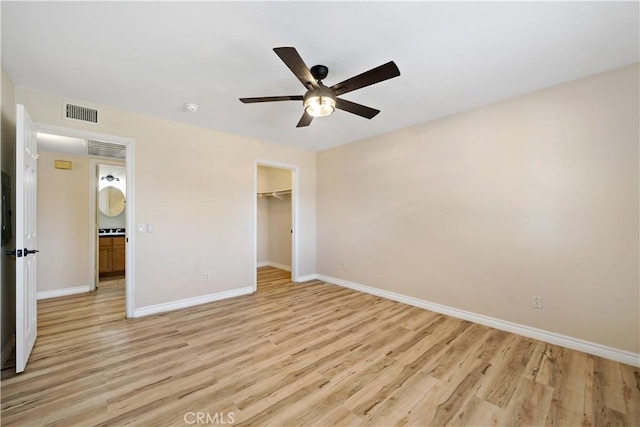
[99,229,125,276]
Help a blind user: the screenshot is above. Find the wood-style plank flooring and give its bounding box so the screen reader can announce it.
[1,267,639,426]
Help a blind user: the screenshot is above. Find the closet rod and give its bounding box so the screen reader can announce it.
[257,188,291,199]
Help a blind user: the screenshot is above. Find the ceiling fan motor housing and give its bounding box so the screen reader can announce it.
[310,65,329,81]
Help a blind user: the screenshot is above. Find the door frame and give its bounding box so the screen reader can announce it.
[254,159,299,291]
[35,123,136,318]
[90,159,126,292]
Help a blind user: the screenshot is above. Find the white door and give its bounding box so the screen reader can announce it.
[15,104,38,373]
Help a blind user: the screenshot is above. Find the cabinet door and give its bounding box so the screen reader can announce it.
[111,237,126,273]
[99,246,112,273]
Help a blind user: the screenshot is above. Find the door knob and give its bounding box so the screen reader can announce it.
[24,248,39,255]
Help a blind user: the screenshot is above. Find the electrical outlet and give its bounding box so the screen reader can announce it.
[204,273,210,281]
[532,295,542,309]
[341,262,347,270]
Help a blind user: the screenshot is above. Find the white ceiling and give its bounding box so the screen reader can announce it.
[2,2,638,151]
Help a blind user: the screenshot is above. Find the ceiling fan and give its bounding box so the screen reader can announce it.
[239,47,400,128]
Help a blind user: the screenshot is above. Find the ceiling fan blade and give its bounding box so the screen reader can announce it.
[296,111,313,128]
[240,95,303,103]
[274,47,319,90]
[335,98,380,119]
[330,61,400,96]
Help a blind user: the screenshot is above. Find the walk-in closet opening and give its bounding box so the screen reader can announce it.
[256,164,293,281]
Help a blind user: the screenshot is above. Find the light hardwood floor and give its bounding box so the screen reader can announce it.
[1,267,638,426]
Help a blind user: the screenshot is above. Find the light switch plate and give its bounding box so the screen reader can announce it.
[146,223,155,233]
[137,223,145,233]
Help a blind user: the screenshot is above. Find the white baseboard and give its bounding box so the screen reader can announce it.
[134,286,254,318]
[257,261,291,272]
[295,273,318,283]
[1,335,15,368]
[316,274,640,367]
[37,285,91,300]
[267,262,291,272]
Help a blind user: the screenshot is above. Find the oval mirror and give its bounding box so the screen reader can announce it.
[99,186,125,217]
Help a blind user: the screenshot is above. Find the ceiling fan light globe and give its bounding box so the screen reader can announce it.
[304,95,336,117]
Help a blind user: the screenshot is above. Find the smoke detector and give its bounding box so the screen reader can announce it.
[184,103,199,113]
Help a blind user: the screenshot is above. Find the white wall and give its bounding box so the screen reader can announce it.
[17,88,316,311]
[317,64,639,354]
[37,151,92,292]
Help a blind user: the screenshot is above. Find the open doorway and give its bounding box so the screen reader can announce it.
[254,161,298,290]
[95,163,126,290]
[35,124,135,318]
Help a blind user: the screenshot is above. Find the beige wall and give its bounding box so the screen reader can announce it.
[1,66,17,357]
[268,193,292,267]
[257,165,270,193]
[267,166,292,267]
[317,64,639,353]
[17,88,316,310]
[265,166,292,192]
[37,151,92,292]
[257,166,270,263]
[257,197,269,263]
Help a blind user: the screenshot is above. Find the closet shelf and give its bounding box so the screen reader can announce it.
[257,189,291,200]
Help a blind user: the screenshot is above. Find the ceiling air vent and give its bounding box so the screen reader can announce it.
[63,101,98,123]
[87,140,126,159]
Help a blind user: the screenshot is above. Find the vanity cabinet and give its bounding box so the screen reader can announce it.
[99,236,125,275]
